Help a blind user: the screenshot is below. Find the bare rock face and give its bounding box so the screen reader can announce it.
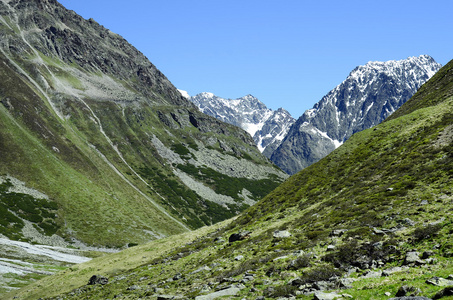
[271,55,442,174]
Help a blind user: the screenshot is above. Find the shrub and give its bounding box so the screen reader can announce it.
[412,223,442,243]
[300,264,342,283]
[287,254,311,270]
[264,284,298,298]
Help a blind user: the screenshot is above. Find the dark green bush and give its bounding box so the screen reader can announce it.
[412,223,442,243]
[264,284,298,298]
[287,254,311,270]
[300,264,342,283]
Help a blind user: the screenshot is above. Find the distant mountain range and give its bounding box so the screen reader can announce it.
[180,92,295,158]
[184,55,442,174]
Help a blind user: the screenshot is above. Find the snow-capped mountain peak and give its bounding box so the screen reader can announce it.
[183,92,295,157]
[270,55,442,174]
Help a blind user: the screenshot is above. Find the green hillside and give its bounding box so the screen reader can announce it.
[8,59,453,300]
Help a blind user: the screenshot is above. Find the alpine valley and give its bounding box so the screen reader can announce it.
[2,0,453,299]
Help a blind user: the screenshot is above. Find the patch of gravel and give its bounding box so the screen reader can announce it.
[151,135,185,165]
[173,169,236,207]
[188,147,287,180]
[1,175,49,200]
[21,221,68,247]
[56,64,143,104]
[434,124,453,149]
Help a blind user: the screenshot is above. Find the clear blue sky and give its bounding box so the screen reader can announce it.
[58,0,452,118]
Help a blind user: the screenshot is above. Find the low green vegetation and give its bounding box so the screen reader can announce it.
[137,165,237,228]
[0,178,60,240]
[176,163,281,201]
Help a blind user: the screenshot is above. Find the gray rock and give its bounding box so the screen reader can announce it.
[330,229,348,237]
[326,245,336,251]
[404,252,425,265]
[402,218,416,226]
[337,277,356,289]
[313,281,335,291]
[157,296,181,300]
[422,251,435,259]
[234,255,244,261]
[214,237,225,243]
[273,230,291,238]
[191,265,212,274]
[433,286,453,299]
[382,267,407,277]
[313,291,341,300]
[396,285,421,297]
[426,277,453,287]
[388,297,432,300]
[87,275,108,285]
[195,287,242,300]
[173,273,182,281]
[127,285,141,291]
[362,270,382,278]
[228,231,251,243]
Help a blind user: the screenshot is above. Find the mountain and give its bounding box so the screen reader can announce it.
[10,59,453,300]
[0,0,287,250]
[182,91,295,158]
[271,55,442,174]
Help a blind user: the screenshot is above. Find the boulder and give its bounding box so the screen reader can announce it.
[362,270,382,278]
[396,285,421,297]
[382,267,407,277]
[433,287,453,299]
[228,231,251,243]
[330,229,348,237]
[195,287,242,300]
[273,230,291,239]
[426,277,453,287]
[87,275,108,285]
[336,277,356,289]
[404,252,425,265]
[157,296,181,300]
[388,297,432,300]
[191,265,212,274]
[313,281,335,291]
[313,291,340,300]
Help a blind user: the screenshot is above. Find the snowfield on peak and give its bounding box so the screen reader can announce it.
[271,55,442,174]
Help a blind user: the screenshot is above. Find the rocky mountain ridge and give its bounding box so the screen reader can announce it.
[271,55,442,174]
[182,91,295,158]
[0,0,287,250]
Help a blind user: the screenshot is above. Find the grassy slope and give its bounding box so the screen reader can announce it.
[8,60,453,299]
[0,53,189,246]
